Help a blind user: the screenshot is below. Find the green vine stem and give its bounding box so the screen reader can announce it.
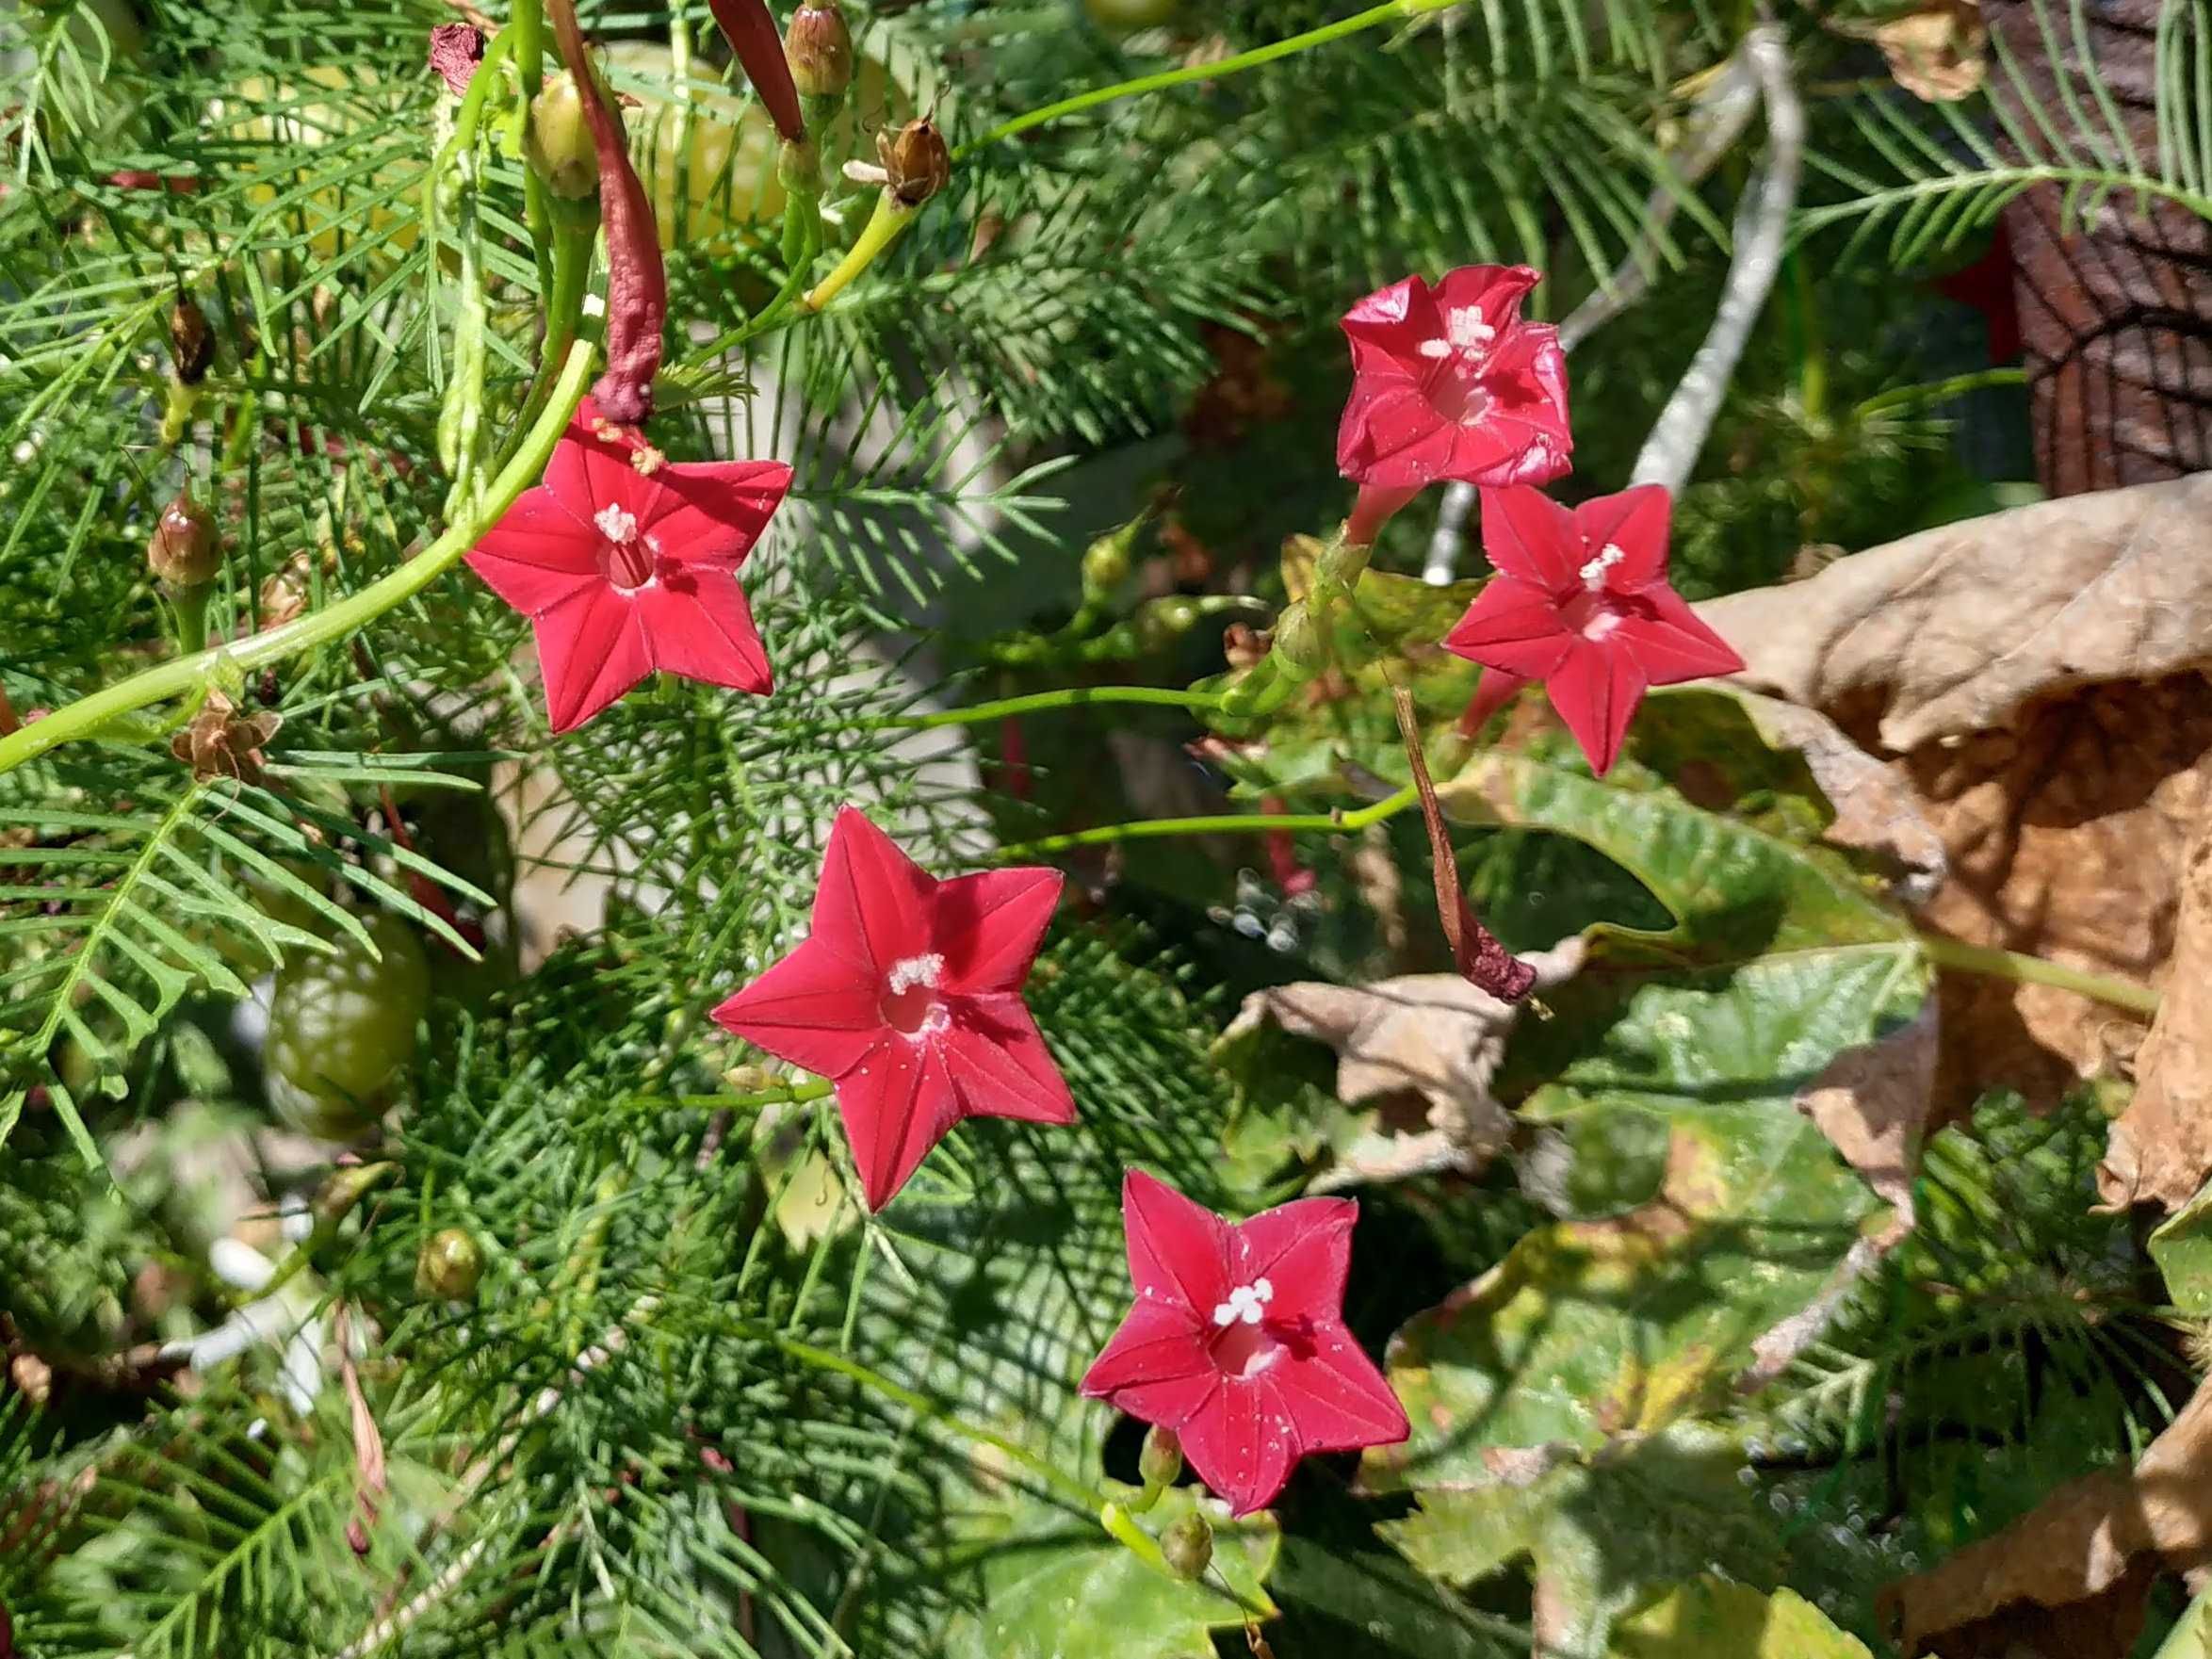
[881,685,1225,729]
[798,189,915,314]
[0,342,599,775]
[1918,932,2160,1017]
[997,785,1420,861]
[954,0,1463,158]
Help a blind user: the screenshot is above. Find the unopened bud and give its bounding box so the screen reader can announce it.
[1139,1424,1182,1488]
[1272,600,1326,676]
[878,118,951,207]
[785,1,853,99]
[415,1227,485,1301]
[1162,1511,1212,1580]
[1134,597,1200,653]
[169,296,215,386]
[526,71,601,200]
[1081,529,1131,596]
[148,488,219,589]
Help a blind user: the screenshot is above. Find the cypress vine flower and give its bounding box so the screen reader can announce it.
[711,808,1077,1212]
[706,0,806,143]
[545,0,667,426]
[1336,266,1571,543]
[464,398,790,732]
[1443,484,1744,776]
[1081,1171,1408,1518]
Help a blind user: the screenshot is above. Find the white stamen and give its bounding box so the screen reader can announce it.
[1419,304,1496,360]
[886,952,945,996]
[1578,543,1627,589]
[594,505,640,544]
[1210,1278,1276,1327]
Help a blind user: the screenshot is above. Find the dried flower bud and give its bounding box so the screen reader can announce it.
[169,296,215,386]
[428,23,486,98]
[1161,1512,1212,1580]
[1138,1424,1182,1488]
[526,71,601,200]
[415,1227,485,1301]
[170,691,281,787]
[878,118,951,207]
[1222,622,1266,671]
[785,1,853,99]
[147,487,220,589]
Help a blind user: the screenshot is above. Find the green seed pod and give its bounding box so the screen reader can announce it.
[1081,527,1132,596]
[526,71,602,200]
[415,1227,485,1301]
[1162,1511,1212,1580]
[785,2,852,100]
[1138,1424,1182,1488]
[147,488,220,590]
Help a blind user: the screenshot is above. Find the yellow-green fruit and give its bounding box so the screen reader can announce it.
[415,1227,485,1300]
[263,913,430,1140]
[1083,0,1180,30]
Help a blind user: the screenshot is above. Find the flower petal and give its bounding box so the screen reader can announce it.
[635,565,773,695]
[644,459,792,568]
[1336,380,1458,486]
[1179,1380,1300,1517]
[1339,272,1439,350]
[1443,576,1575,679]
[1430,263,1541,324]
[1079,1298,1217,1427]
[1233,1195,1356,1325]
[1121,1169,1233,1317]
[1267,1327,1409,1455]
[1461,665,1531,737]
[941,996,1077,1125]
[810,807,935,976]
[465,489,602,617]
[1618,584,1747,685]
[1476,485,1583,591]
[835,1033,959,1211]
[537,587,653,733]
[934,866,1062,995]
[1547,639,1650,776]
[1573,483,1671,591]
[544,403,655,524]
[710,935,884,1080]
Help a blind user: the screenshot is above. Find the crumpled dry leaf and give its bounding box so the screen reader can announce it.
[1702,474,2212,753]
[1881,1370,2212,1655]
[1218,941,1585,1190]
[2098,796,2212,1210]
[1870,0,1986,102]
[170,691,281,787]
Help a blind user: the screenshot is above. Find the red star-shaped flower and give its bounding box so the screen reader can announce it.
[1443,483,1743,776]
[1336,265,1572,494]
[465,398,791,733]
[710,807,1076,1211]
[1080,1171,1408,1518]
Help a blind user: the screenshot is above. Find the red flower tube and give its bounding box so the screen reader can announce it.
[706,0,806,143]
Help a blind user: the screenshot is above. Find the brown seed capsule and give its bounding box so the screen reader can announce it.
[168,296,215,385]
[147,487,219,589]
[785,1,853,99]
[878,117,951,207]
[1161,1512,1212,1580]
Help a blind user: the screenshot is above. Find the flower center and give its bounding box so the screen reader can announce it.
[881,952,949,1037]
[1418,303,1496,364]
[595,505,657,591]
[1208,1279,1282,1380]
[1578,543,1627,589]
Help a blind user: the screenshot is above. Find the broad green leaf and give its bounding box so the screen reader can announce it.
[943,1488,1278,1659]
[1611,1576,1875,1658]
[2152,1180,2212,1316]
[1378,1427,1781,1659]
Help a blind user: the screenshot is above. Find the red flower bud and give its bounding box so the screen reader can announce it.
[706,0,805,143]
[169,295,214,385]
[785,1,853,99]
[545,0,667,426]
[878,118,951,207]
[148,487,219,589]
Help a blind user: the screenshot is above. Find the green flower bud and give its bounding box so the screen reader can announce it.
[1161,1511,1212,1580]
[147,487,220,590]
[878,118,951,208]
[785,2,853,100]
[1271,599,1326,677]
[1081,528,1132,596]
[776,137,821,194]
[415,1227,484,1301]
[526,71,601,200]
[1138,1424,1182,1488]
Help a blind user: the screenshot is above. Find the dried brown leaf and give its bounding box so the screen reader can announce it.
[2099,793,2212,1209]
[1218,943,1584,1188]
[1882,1371,2212,1654]
[1701,474,2212,753]
[1874,0,1986,102]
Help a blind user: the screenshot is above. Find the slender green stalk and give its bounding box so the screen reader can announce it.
[626,1079,835,1112]
[0,343,599,775]
[954,0,1460,158]
[1856,366,2030,419]
[998,784,1419,860]
[799,190,915,313]
[881,684,1225,730]
[1918,932,2160,1017]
